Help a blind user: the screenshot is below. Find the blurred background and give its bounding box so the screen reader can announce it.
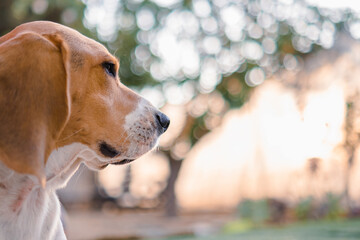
[3,0,360,239]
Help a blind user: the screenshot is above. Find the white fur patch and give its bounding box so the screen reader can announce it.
[0,143,102,240]
[124,98,147,131]
[123,99,159,159]
[46,143,89,190]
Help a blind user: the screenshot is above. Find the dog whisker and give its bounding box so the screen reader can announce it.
[58,128,84,142]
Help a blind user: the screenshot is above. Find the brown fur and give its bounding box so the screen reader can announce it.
[0,21,146,182]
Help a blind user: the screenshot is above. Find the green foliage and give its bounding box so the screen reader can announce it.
[295,194,344,221]
[1,0,86,35]
[323,193,344,220]
[295,197,314,220]
[238,199,270,225]
[234,194,344,228]
[217,72,251,108]
[223,219,254,234]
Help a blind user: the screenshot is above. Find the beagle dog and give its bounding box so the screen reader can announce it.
[0,21,169,239]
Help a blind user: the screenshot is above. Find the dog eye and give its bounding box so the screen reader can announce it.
[102,62,116,77]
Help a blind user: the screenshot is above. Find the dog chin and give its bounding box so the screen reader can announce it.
[82,153,138,171]
[84,138,159,171]
[85,157,137,170]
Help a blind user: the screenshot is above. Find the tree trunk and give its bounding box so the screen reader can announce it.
[161,153,183,217]
[344,152,354,211]
[343,99,359,213]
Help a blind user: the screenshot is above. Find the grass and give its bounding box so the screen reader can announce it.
[149,218,360,240]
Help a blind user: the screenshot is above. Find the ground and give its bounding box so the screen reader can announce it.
[65,209,233,240]
[152,219,360,240]
[65,209,360,240]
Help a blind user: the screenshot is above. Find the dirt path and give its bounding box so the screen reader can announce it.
[65,210,234,240]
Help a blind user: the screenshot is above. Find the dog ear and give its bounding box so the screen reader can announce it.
[0,32,71,185]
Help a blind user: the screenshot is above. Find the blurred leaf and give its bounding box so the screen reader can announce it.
[223,219,254,234]
[238,199,270,225]
[295,197,314,220]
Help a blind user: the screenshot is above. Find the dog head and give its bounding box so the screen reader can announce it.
[0,21,169,182]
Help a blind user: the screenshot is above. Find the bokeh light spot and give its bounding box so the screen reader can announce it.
[245,67,265,87]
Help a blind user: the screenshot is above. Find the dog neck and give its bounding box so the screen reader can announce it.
[45,142,90,190]
[0,143,90,239]
[0,143,89,212]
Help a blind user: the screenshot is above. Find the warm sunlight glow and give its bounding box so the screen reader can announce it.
[176,54,355,209]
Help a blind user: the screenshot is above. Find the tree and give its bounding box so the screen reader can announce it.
[0,0,87,36]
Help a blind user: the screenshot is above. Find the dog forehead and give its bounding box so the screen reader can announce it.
[63,33,112,67]
[62,31,108,56]
[19,21,112,60]
[59,30,112,63]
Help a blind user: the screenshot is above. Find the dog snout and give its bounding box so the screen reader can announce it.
[155,111,170,134]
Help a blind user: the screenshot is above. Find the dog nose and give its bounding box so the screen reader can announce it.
[155,111,170,133]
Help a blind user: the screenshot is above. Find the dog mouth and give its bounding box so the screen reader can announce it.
[99,142,135,166]
[110,159,135,165]
[99,142,120,158]
[100,159,135,169]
